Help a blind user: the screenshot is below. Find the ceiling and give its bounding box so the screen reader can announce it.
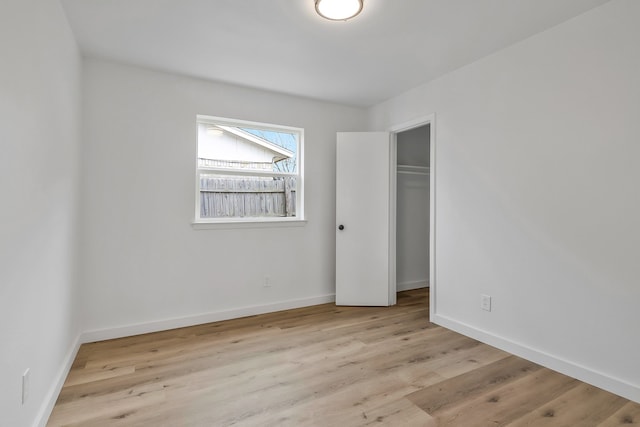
[61,0,610,107]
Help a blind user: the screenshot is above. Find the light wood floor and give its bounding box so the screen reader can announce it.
[48,289,639,426]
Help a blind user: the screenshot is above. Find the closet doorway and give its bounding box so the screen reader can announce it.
[396,124,430,293]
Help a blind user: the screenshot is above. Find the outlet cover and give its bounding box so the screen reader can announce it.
[481,295,492,312]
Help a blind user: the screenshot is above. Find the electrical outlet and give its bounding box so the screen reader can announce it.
[481,294,492,312]
[22,368,30,404]
[263,276,271,287]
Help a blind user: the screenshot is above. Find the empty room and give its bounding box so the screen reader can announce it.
[2,0,639,425]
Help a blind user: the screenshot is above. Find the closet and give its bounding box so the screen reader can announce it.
[396,125,430,291]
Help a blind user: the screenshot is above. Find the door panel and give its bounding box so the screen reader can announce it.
[336,132,392,306]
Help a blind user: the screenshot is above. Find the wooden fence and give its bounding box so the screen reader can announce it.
[200,176,296,218]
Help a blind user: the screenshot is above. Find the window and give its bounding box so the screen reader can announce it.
[195,115,304,223]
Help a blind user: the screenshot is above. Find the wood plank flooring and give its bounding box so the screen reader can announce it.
[48,289,639,426]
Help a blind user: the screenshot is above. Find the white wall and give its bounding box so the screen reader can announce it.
[79,59,367,337]
[0,0,82,425]
[396,126,430,290]
[370,0,640,402]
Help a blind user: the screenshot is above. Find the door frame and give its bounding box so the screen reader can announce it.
[388,114,436,316]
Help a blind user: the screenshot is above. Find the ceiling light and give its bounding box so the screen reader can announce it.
[315,0,363,21]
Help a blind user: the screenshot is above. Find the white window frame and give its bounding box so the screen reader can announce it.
[193,115,305,226]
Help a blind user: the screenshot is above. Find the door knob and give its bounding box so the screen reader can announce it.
[338,225,345,230]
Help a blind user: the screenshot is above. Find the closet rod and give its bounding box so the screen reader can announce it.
[397,165,430,175]
[397,170,429,176]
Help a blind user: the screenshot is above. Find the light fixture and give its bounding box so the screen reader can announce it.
[206,126,224,136]
[315,0,363,21]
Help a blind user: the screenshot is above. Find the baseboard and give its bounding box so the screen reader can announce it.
[34,333,82,427]
[397,280,428,292]
[432,313,640,404]
[81,293,336,343]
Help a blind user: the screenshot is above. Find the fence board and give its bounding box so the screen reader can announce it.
[200,176,296,218]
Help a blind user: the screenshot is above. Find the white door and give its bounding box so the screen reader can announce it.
[336,132,394,306]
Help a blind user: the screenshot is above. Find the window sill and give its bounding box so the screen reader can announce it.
[191,218,307,230]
